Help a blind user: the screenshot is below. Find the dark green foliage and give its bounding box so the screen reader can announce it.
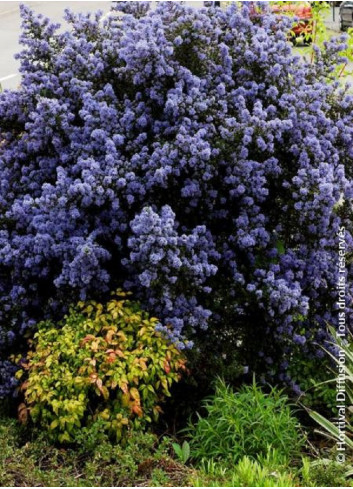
[158,330,245,434]
[289,355,337,414]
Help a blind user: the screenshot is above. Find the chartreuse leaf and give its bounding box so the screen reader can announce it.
[20,290,185,443]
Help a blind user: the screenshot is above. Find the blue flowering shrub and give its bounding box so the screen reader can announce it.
[0,1,352,394]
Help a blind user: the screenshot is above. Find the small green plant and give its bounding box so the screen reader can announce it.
[17,291,186,443]
[172,440,191,464]
[191,456,296,487]
[74,418,111,454]
[233,456,295,487]
[301,457,352,487]
[187,379,304,465]
[150,468,171,486]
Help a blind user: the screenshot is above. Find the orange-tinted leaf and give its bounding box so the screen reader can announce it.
[89,373,98,383]
[132,403,143,417]
[96,378,103,392]
[20,381,29,392]
[81,334,95,344]
[107,352,117,363]
[18,403,28,424]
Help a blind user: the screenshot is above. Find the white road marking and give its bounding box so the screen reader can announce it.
[0,74,19,82]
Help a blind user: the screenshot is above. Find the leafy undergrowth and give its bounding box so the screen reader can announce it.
[1,381,352,487]
[1,415,353,487]
[0,418,192,487]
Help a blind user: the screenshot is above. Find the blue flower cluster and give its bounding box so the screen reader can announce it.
[0,2,352,393]
[123,205,219,344]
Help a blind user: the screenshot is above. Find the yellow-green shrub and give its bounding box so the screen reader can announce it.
[17,291,186,443]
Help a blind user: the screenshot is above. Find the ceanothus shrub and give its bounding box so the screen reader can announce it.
[0,1,352,394]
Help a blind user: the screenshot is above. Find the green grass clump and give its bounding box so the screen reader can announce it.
[188,379,304,465]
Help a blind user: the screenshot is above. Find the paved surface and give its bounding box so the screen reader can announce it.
[326,5,341,32]
[0,2,112,90]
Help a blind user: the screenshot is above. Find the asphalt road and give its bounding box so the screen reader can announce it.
[0,1,113,90]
